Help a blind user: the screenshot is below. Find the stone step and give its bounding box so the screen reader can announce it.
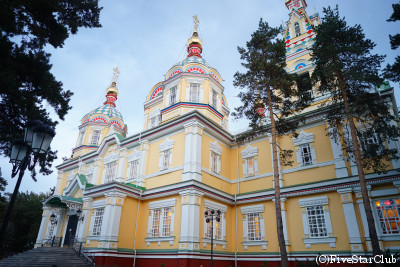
[0,247,92,267]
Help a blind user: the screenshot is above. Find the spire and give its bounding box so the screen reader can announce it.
[186,15,203,58]
[285,0,307,11]
[104,67,120,107]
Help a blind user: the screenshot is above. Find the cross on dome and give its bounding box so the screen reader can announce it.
[186,15,203,58]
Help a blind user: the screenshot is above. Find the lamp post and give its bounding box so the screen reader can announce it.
[204,209,221,267]
[0,120,55,247]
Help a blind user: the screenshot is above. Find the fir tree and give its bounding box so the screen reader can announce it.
[311,6,400,262]
[0,0,102,176]
[233,19,311,267]
[384,1,400,82]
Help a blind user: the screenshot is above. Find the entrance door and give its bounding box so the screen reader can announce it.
[63,215,78,246]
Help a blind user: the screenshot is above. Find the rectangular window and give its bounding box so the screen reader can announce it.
[204,209,223,240]
[212,90,218,108]
[247,157,255,176]
[247,213,262,241]
[306,205,328,237]
[190,83,200,102]
[301,144,313,166]
[91,130,101,145]
[161,149,171,170]
[170,86,177,105]
[129,160,139,179]
[104,161,117,183]
[211,151,219,173]
[78,131,85,146]
[375,199,400,235]
[149,207,173,237]
[92,208,104,236]
[150,115,161,128]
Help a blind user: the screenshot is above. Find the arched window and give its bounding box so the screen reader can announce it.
[294,22,301,37]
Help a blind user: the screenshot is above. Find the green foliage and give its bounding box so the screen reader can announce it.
[311,6,400,173]
[384,2,400,82]
[0,168,7,207]
[0,0,102,177]
[0,191,51,255]
[233,19,311,163]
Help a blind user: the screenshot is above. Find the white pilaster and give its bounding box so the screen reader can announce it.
[182,120,204,182]
[92,158,102,185]
[77,197,93,242]
[116,148,128,182]
[138,139,149,187]
[337,188,362,252]
[327,127,348,178]
[179,189,203,251]
[55,171,64,195]
[35,206,51,246]
[100,191,127,250]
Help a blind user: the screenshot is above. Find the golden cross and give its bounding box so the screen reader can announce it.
[193,15,199,32]
[112,67,120,84]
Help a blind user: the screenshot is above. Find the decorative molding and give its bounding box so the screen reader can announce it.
[210,140,222,155]
[104,152,119,164]
[298,196,328,207]
[242,241,267,250]
[128,148,141,162]
[241,145,258,159]
[303,237,336,248]
[149,198,176,209]
[92,200,106,208]
[293,130,314,146]
[204,199,227,212]
[159,138,174,152]
[241,204,264,214]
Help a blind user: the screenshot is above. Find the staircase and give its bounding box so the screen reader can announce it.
[0,247,92,267]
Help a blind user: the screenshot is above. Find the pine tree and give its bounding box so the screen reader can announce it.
[311,6,400,262]
[0,0,102,176]
[384,2,400,82]
[233,19,311,267]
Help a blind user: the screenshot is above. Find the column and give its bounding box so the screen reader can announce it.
[92,158,102,184]
[327,127,349,178]
[99,191,127,250]
[35,206,51,247]
[138,139,149,187]
[179,189,203,251]
[337,188,363,252]
[76,197,93,243]
[182,120,204,182]
[55,171,64,195]
[116,148,128,182]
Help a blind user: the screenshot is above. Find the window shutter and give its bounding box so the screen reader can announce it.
[159,152,163,170]
[147,210,153,237]
[243,159,247,177]
[254,158,258,174]
[89,210,95,235]
[170,207,175,235]
[260,214,266,239]
[310,143,317,164]
[242,215,248,241]
[168,150,172,167]
[222,213,226,240]
[217,155,221,174]
[295,146,302,165]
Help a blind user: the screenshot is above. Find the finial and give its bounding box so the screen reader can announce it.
[112,67,120,86]
[193,15,199,33]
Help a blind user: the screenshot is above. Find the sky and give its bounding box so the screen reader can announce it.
[2,0,399,194]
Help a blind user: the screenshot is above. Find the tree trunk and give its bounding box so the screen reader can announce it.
[338,78,382,264]
[267,87,288,267]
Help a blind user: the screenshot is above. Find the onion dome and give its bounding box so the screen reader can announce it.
[81,68,127,137]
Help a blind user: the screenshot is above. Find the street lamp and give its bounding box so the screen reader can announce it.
[0,120,55,246]
[204,209,221,267]
[50,214,58,225]
[77,209,84,221]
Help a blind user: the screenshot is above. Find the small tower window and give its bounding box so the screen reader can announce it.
[77,131,85,146]
[170,86,177,105]
[294,22,301,37]
[91,130,101,145]
[212,90,218,109]
[190,83,200,102]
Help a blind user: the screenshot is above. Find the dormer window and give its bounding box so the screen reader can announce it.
[190,83,200,102]
[212,90,218,109]
[294,22,301,37]
[91,130,101,145]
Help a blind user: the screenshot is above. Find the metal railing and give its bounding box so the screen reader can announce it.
[41,236,61,247]
[72,238,95,266]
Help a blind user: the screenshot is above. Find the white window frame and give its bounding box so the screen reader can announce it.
[293,130,317,167]
[149,108,161,129]
[211,89,218,109]
[159,138,174,171]
[300,143,313,166]
[241,145,258,177]
[90,130,102,145]
[91,207,105,236]
[294,22,301,37]
[190,83,200,102]
[240,204,267,250]
[77,129,86,146]
[104,161,117,183]
[145,198,176,245]
[210,141,222,174]
[170,85,178,105]
[373,198,400,237]
[298,196,336,248]
[203,200,227,248]
[128,159,139,180]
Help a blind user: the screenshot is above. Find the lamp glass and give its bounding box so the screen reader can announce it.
[10,140,28,163]
[32,127,55,154]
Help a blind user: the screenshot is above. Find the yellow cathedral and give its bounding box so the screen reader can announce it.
[35,1,400,266]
